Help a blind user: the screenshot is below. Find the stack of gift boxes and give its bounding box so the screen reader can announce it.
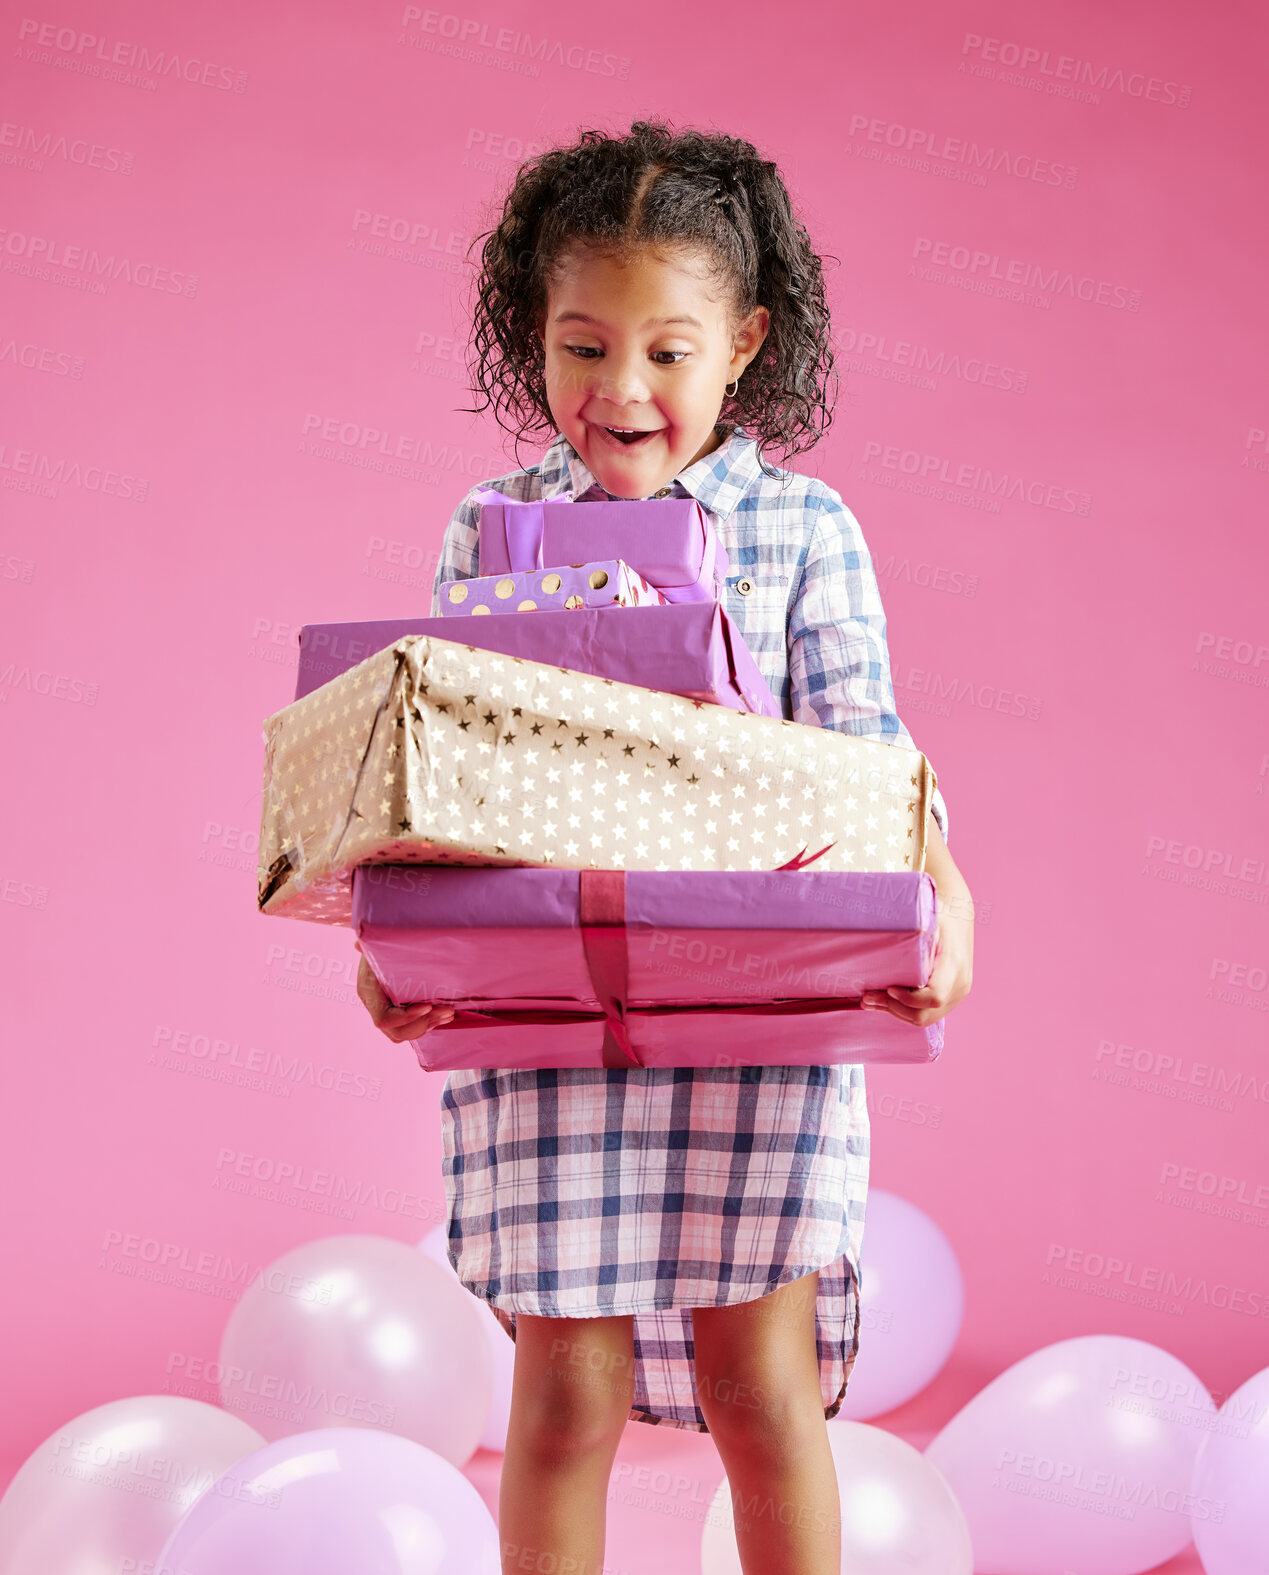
[256,488,945,1071]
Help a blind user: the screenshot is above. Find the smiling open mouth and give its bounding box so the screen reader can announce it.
[597,424,661,447]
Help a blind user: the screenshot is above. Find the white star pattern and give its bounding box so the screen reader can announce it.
[257,635,937,925]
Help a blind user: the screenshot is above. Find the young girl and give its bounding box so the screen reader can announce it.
[356,120,973,1575]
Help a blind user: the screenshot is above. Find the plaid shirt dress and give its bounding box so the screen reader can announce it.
[432,422,949,1432]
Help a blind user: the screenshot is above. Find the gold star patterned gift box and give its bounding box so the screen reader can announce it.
[439,560,666,615]
[257,634,939,927]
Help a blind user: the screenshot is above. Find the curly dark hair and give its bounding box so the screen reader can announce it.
[456,117,840,476]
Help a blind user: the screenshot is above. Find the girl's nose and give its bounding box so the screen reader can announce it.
[588,356,651,405]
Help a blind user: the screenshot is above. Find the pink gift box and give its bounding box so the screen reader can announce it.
[439,560,666,616]
[352,865,943,1071]
[473,487,729,603]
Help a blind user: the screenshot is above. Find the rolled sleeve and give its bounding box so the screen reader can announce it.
[787,487,950,846]
[429,487,483,617]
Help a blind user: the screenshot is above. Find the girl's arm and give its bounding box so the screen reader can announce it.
[788,486,972,1027]
[788,488,951,845]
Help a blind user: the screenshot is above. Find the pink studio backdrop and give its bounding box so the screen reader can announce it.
[2,0,1266,1565]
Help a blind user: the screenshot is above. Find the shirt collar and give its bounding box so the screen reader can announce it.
[536,424,768,521]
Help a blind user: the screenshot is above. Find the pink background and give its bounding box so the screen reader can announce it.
[3,0,1266,1568]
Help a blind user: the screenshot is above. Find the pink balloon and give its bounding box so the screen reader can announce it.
[156,1426,500,1574]
[1190,1364,1269,1574]
[701,1419,973,1574]
[0,1396,265,1575]
[834,1188,964,1420]
[218,1234,492,1466]
[418,1224,514,1454]
[925,1335,1215,1575]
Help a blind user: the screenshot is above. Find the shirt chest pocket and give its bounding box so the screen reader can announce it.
[724,569,790,626]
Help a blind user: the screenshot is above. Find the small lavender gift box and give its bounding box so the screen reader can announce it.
[472,487,728,603]
[351,864,943,1071]
[439,560,666,616]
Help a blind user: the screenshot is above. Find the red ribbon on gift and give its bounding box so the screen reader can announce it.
[424,995,923,1077]
[572,857,838,1068]
[421,848,874,1072]
[775,843,836,871]
[578,870,640,1069]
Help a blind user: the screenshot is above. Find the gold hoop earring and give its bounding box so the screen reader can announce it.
[725,377,739,397]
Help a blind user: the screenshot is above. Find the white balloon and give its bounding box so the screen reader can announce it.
[925,1335,1214,1575]
[419,1223,516,1453]
[218,1233,492,1466]
[700,1418,972,1574]
[0,1395,266,1575]
[835,1189,964,1420]
[1190,1364,1269,1575]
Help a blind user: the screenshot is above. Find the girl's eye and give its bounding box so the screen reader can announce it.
[563,346,689,366]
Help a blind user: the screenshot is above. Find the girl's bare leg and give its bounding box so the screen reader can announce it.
[692,1270,840,1575]
[499,1311,636,1575]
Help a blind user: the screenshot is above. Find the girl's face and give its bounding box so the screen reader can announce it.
[537,244,769,500]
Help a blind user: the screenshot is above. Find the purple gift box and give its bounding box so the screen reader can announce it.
[439,559,666,616]
[352,864,943,1071]
[472,487,729,603]
[294,602,781,717]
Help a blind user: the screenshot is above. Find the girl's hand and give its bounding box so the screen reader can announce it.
[354,941,456,1042]
[860,823,974,1028]
[860,894,973,1027]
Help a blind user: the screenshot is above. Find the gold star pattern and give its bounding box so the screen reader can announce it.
[256,634,938,925]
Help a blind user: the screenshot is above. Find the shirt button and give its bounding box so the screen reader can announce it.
[652,487,672,498]
[736,578,754,596]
